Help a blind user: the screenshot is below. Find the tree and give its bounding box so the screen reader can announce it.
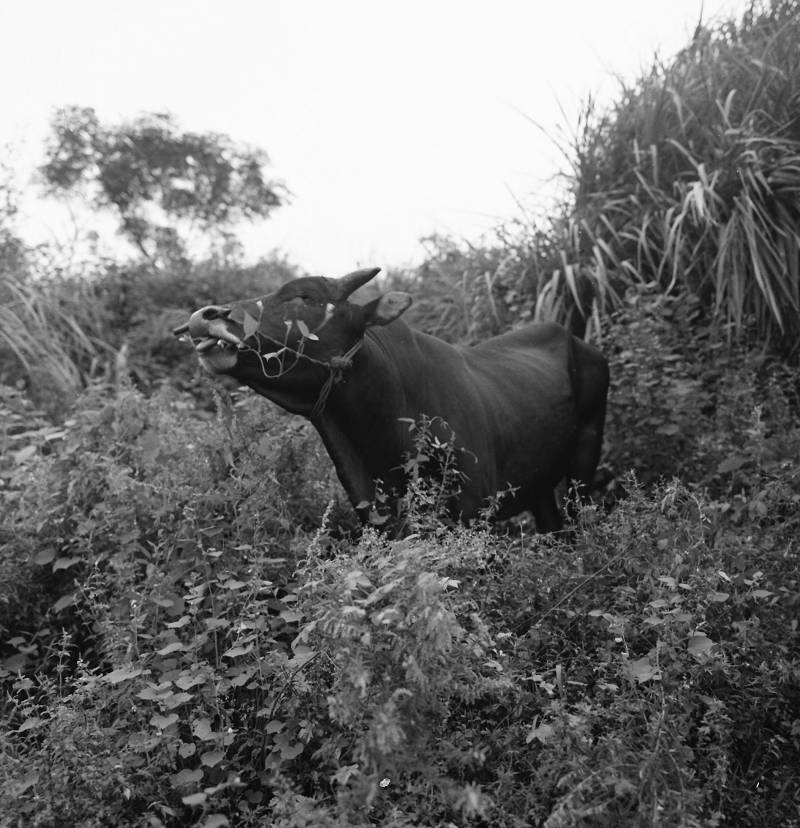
[40,106,286,264]
[0,158,29,287]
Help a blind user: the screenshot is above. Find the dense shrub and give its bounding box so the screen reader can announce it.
[2,3,800,825]
[0,254,303,410]
[0,383,338,678]
[601,282,800,490]
[1,360,798,825]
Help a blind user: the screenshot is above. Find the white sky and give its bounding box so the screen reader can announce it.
[1,0,747,275]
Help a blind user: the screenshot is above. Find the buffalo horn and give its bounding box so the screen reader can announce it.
[337,267,381,299]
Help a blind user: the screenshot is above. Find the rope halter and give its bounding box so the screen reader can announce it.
[310,337,363,419]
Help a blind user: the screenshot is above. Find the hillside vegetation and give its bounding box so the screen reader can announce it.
[1,2,799,826]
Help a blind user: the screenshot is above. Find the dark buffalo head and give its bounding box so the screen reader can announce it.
[173,268,412,415]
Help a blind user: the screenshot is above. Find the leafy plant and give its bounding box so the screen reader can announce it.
[602,280,800,492]
[3,4,800,826]
[2,365,799,825]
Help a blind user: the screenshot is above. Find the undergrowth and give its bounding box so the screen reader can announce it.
[0,254,302,412]
[1,3,800,826]
[1,357,798,826]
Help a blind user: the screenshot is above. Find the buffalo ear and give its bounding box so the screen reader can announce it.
[364,291,413,326]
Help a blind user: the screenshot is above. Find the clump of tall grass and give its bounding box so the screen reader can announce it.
[0,273,115,404]
[387,220,613,347]
[0,253,304,409]
[410,1,800,354]
[564,0,800,353]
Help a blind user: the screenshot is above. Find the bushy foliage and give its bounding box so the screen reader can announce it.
[602,282,800,491]
[1,357,798,825]
[0,384,338,676]
[3,3,800,825]
[0,254,302,410]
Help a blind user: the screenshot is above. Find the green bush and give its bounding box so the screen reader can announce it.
[0,254,304,411]
[602,281,799,492]
[3,3,800,824]
[0,384,338,677]
[2,371,798,825]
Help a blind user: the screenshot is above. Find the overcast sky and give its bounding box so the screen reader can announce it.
[1,0,747,275]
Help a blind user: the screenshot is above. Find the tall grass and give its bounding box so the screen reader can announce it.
[0,254,304,407]
[564,0,800,352]
[0,275,114,401]
[391,5,800,355]
[388,222,615,345]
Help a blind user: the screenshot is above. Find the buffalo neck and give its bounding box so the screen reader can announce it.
[310,321,433,506]
[317,323,413,440]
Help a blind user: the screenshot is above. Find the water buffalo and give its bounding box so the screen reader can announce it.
[174,268,609,531]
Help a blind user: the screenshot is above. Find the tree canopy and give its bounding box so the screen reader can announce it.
[40,106,286,263]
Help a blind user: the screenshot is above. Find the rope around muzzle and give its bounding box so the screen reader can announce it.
[186,303,364,419]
